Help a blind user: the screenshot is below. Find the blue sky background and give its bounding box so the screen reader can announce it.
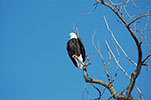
[0,0,151,100]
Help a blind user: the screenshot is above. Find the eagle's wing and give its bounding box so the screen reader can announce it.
[78,37,86,62]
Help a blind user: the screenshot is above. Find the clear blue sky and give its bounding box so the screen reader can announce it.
[0,0,151,100]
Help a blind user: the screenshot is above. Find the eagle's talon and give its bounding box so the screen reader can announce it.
[72,54,78,58]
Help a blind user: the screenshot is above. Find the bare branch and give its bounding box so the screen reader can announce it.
[76,27,80,37]
[92,30,105,65]
[142,9,150,33]
[101,87,107,98]
[98,40,111,67]
[97,0,140,49]
[123,5,138,34]
[104,36,119,83]
[73,24,76,33]
[134,85,143,100]
[83,66,135,99]
[108,94,113,100]
[92,28,105,65]
[144,35,151,69]
[85,55,91,66]
[78,0,149,100]
[80,2,98,16]
[103,16,137,66]
[73,25,80,37]
[111,38,120,83]
[142,53,151,65]
[131,0,144,14]
[107,0,125,19]
[134,20,136,34]
[82,83,92,100]
[126,49,142,98]
[105,40,131,79]
[83,56,101,100]
[123,5,133,20]
[97,0,140,46]
[140,29,143,44]
[96,1,143,97]
[144,35,151,52]
[128,14,151,26]
[101,94,111,99]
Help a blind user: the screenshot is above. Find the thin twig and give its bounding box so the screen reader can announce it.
[142,53,151,64]
[92,28,105,65]
[140,29,143,44]
[108,0,125,19]
[144,35,151,52]
[123,5,133,20]
[73,25,80,37]
[80,2,98,16]
[98,40,111,67]
[131,0,145,14]
[90,83,102,100]
[134,19,137,35]
[134,85,143,100]
[85,55,91,66]
[108,94,113,100]
[128,14,151,26]
[142,9,150,33]
[73,24,76,33]
[76,27,80,37]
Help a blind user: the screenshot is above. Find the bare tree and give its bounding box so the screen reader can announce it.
[81,0,151,100]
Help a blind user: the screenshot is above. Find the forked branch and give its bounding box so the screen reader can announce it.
[80,0,150,100]
[83,64,136,100]
[96,0,144,98]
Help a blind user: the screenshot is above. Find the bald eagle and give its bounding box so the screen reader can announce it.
[67,32,86,69]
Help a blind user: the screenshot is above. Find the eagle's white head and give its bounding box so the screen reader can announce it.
[69,32,77,39]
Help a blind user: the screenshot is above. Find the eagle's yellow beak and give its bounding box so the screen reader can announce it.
[69,33,73,37]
